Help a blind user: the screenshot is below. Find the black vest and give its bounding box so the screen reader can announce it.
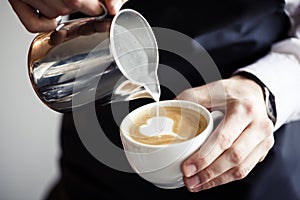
[60,1,293,200]
[123,0,289,80]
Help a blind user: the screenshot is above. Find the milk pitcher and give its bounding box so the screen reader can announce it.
[28,5,160,112]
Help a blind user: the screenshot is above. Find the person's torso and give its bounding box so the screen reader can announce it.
[61,1,291,199]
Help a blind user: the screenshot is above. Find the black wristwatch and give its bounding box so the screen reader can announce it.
[236,72,277,125]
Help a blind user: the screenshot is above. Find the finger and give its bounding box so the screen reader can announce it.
[175,81,226,109]
[40,0,72,16]
[184,119,273,188]
[9,0,57,32]
[189,135,274,192]
[105,0,127,15]
[22,0,60,18]
[62,0,103,16]
[182,100,253,178]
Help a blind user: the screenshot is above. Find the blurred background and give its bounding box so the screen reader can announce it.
[0,2,61,200]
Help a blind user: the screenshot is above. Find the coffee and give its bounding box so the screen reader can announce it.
[120,100,216,188]
[129,106,207,145]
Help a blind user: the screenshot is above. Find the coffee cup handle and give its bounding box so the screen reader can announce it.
[211,110,224,129]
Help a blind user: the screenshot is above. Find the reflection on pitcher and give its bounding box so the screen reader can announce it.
[28,9,160,112]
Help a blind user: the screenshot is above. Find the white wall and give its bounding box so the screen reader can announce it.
[0,2,61,200]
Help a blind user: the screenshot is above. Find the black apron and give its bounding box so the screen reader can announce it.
[45,1,300,199]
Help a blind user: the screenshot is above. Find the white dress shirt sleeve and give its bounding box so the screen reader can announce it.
[234,0,300,131]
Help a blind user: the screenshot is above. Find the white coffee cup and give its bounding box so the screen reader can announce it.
[120,100,222,189]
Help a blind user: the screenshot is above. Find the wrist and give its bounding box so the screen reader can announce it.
[234,71,277,125]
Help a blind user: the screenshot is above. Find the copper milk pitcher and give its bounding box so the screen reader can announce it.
[28,4,160,112]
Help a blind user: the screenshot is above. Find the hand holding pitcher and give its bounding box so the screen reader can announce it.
[9,0,127,32]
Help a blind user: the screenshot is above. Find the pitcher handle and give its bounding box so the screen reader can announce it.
[56,1,108,31]
[96,2,108,20]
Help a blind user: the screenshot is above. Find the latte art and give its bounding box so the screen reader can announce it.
[129,106,207,145]
[139,116,187,140]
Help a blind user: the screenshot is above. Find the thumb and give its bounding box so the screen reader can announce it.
[175,85,212,108]
[79,0,105,16]
[105,0,128,15]
[175,81,226,109]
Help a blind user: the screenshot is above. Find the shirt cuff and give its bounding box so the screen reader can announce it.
[234,38,300,131]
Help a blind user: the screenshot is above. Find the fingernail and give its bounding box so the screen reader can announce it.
[188,175,200,189]
[185,164,197,177]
